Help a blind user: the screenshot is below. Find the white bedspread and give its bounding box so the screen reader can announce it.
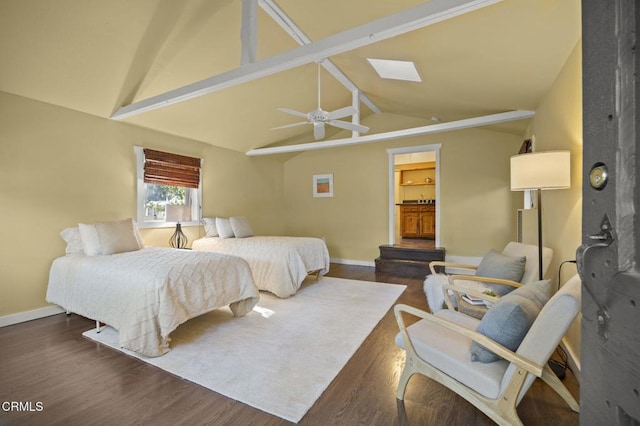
[46,247,259,357]
[192,236,330,298]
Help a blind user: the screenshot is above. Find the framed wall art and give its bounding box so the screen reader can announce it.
[313,174,333,197]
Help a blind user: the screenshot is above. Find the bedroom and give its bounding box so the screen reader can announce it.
[0,0,588,424]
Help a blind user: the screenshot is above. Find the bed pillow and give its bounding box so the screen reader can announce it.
[475,249,527,296]
[230,216,254,238]
[470,279,551,363]
[133,220,145,249]
[202,218,218,237]
[78,223,102,256]
[59,227,85,255]
[94,218,142,255]
[216,217,235,238]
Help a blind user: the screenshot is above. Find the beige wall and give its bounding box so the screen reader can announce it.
[1,42,584,379]
[524,40,583,369]
[282,113,524,261]
[0,92,285,317]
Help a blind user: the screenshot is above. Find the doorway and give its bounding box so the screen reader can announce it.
[387,144,442,247]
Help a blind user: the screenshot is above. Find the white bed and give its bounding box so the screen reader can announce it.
[192,236,330,298]
[47,247,259,357]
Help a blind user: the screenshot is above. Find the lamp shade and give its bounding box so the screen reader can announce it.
[510,151,571,191]
[165,204,192,223]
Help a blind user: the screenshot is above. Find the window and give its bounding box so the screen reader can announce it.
[134,146,202,228]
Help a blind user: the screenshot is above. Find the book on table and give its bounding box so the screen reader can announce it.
[461,294,486,305]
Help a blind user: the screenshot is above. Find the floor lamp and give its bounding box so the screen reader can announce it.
[510,151,571,280]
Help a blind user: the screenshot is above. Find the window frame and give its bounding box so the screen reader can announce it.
[134,146,202,229]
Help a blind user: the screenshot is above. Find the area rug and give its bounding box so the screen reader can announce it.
[83,277,405,423]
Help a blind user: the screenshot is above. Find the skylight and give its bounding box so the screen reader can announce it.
[367,58,422,82]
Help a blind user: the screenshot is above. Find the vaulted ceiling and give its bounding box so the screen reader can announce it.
[0,0,581,154]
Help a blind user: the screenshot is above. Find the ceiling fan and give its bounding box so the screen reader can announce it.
[272,63,369,140]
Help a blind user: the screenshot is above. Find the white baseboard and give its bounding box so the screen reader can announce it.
[330,256,479,270]
[0,305,65,328]
[330,258,376,267]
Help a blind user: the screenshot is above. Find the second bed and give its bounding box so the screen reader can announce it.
[192,236,330,298]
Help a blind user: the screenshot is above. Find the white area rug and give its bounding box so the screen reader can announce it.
[83,277,405,423]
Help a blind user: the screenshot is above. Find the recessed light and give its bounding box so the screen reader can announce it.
[367,58,422,82]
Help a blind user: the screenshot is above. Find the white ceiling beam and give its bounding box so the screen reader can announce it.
[111,0,502,120]
[245,110,535,156]
[351,89,361,138]
[258,0,381,114]
[240,0,259,65]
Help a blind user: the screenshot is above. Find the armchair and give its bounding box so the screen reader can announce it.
[424,242,553,314]
[395,274,581,426]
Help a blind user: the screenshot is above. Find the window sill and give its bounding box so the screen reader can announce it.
[137,220,201,229]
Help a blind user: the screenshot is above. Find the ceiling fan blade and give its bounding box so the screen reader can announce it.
[327,106,356,120]
[270,121,309,130]
[277,108,309,119]
[327,120,369,133]
[313,122,325,140]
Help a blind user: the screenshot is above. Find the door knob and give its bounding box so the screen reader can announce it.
[589,162,609,190]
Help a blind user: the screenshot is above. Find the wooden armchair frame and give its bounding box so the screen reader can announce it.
[428,261,478,275]
[429,242,554,285]
[395,278,580,426]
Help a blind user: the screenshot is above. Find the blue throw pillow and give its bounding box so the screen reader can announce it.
[470,280,551,363]
[475,249,527,296]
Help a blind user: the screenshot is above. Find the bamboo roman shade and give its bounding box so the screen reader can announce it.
[143,149,201,189]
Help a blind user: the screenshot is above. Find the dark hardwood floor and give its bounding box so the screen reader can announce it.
[0,264,579,425]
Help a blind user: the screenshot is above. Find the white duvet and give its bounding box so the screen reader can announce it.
[46,247,259,357]
[192,236,330,298]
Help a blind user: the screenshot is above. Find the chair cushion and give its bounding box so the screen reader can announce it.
[395,310,509,399]
[475,249,526,296]
[470,280,551,363]
[502,242,553,284]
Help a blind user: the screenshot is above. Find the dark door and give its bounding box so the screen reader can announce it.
[580,0,640,424]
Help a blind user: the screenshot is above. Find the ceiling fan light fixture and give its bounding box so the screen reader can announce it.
[367,58,421,82]
[274,62,369,140]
